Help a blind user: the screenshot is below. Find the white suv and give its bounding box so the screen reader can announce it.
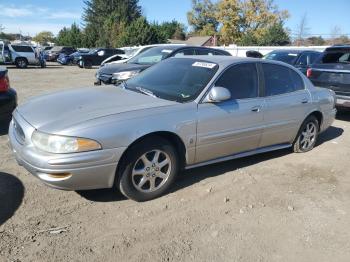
[0,42,45,68]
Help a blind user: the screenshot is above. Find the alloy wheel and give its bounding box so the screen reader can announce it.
[131,150,172,193]
[300,122,317,150]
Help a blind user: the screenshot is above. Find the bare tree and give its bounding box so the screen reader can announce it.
[330,25,342,45]
[295,13,310,46]
[0,24,5,34]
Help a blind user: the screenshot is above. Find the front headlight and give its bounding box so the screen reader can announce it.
[112,70,140,81]
[32,131,102,154]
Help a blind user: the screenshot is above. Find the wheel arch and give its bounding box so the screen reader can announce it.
[307,110,323,130]
[115,131,187,182]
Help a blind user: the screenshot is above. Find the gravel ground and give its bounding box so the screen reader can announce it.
[1,63,350,262]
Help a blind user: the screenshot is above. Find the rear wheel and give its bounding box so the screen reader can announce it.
[293,116,319,153]
[117,137,179,202]
[15,58,28,68]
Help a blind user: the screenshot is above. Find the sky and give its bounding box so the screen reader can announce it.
[0,0,349,38]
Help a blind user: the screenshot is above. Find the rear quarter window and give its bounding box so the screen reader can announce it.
[319,49,350,64]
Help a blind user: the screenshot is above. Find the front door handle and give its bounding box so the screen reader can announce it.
[301,98,309,104]
[251,106,261,112]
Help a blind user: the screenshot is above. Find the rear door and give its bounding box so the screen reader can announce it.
[309,48,350,97]
[259,62,311,147]
[196,63,265,163]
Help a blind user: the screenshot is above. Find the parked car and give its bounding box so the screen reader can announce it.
[95,45,231,85]
[75,48,125,69]
[101,44,184,66]
[0,67,17,123]
[264,50,321,75]
[0,42,45,68]
[46,46,76,62]
[57,49,90,65]
[9,56,336,201]
[307,45,350,109]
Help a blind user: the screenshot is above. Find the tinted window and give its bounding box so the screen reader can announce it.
[296,53,308,66]
[215,63,259,99]
[196,49,215,56]
[309,52,320,64]
[126,58,218,102]
[128,46,178,65]
[173,48,196,57]
[12,45,34,53]
[262,63,304,96]
[319,50,350,63]
[264,51,299,65]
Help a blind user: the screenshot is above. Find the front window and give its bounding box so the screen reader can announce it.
[264,52,299,65]
[127,46,177,65]
[125,58,219,102]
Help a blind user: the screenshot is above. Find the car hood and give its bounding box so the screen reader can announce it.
[17,87,177,133]
[98,63,150,75]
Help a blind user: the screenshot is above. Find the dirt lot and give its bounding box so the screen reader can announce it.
[1,64,350,262]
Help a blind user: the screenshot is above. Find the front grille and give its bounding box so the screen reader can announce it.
[13,119,25,144]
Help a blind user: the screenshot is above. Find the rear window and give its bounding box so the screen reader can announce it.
[264,52,299,65]
[12,45,34,53]
[318,49,350,64]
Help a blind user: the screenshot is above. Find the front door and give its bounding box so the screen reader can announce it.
[196,63,265,163]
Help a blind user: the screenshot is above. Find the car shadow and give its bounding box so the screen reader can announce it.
[76,188,127,202]
[316,126,343,146]
[76,124,343,203]
[0,172,25,226]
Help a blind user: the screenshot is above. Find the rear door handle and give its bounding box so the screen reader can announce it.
[251,106,261,112]
[301,98,309,104]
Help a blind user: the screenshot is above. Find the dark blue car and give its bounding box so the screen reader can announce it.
[57,49,90,65]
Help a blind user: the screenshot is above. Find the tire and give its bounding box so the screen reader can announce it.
[83,60,92,69]
[293,115,319,153]
[117,137,179,202]
[15,58,28,68]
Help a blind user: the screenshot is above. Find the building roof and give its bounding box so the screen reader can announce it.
[168,36,214,46]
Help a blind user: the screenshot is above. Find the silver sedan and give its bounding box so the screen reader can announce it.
[9,56,337,201]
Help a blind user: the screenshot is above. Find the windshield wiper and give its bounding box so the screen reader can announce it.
[135,86,158,98]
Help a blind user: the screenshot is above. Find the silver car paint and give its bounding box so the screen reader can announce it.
[9,56,336,190]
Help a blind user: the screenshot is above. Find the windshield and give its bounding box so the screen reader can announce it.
[127,46,177,65]
[319,50,350,64]
[123,47,140,57]
[125,58,219,103]
[264,52,299,64]
[51,46,63,52]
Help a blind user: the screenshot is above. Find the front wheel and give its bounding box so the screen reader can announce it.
[15,58,28,68]
[117,137,179,202]
[293,116,319,153]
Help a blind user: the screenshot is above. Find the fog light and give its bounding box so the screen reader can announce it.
[47,173,72,179]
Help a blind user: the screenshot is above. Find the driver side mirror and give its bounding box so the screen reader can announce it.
[204,86,231,103]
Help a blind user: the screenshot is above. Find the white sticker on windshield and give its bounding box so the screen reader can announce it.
[288,53,298,56]
[192,62,216,69]
[162,49,173,53]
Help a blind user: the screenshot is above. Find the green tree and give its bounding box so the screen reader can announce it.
[116,17,166,46]
[56,23,84,47]
[32,31,55,45]
[157,20,186,40]
[187,0,218,36]
[258,21,290,46]
[82,0,142,47]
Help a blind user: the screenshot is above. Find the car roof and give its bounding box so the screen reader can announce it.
[172,55,301,69]
[269,49,321,54]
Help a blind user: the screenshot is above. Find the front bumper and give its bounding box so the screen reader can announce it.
[8,113,126,190]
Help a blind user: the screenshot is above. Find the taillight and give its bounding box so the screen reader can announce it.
[306,68,312,78]
[0,74,10,92]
